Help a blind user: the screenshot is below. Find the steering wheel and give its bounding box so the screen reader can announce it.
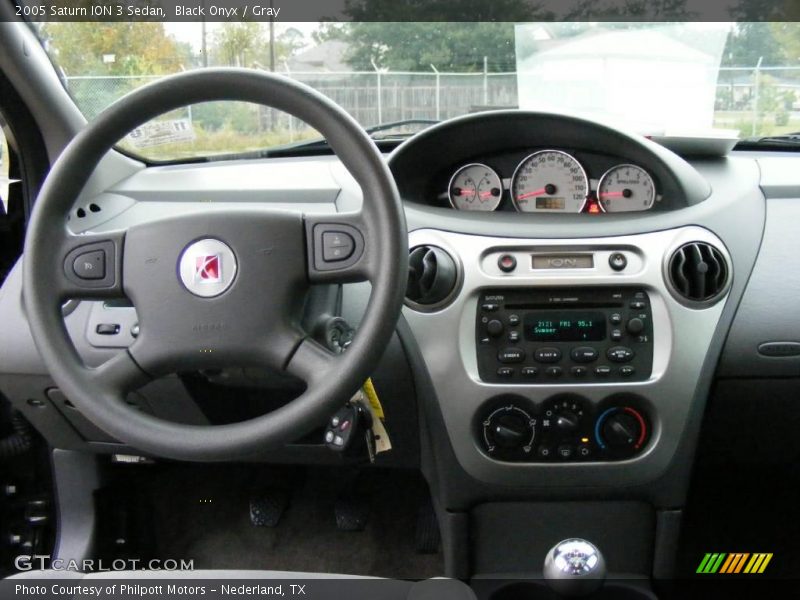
[22,69,408,461]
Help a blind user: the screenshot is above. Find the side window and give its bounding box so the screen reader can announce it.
[0,117,23,285]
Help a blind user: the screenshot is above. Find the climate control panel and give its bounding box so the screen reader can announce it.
[476,287,653,384]
[478,394,649,462]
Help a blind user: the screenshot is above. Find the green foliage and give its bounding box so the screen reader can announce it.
[41,23,187,76]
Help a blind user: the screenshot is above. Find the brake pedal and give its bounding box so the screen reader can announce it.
[249,489,290,527]
[334,496,369,531]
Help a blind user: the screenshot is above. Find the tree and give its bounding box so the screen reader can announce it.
[321,0,551,72]
[212,23,266,68]
[41,23,185,76]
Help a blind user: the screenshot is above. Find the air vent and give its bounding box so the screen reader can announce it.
[406,245,459,308]
[668,242,729,304]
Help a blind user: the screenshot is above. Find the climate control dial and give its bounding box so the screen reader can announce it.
[594,406,648,457]
[482,405,537,461]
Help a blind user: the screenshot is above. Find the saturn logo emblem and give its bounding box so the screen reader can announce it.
[178,239,237,297]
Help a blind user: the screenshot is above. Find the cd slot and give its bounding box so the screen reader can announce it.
[505,301,624,310]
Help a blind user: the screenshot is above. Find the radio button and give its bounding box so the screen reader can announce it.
[508,331,520,343]
[610,329,623,342]
[487,319,504,337]
[594,365,612,377]
[570,346,598,363]
[619,365,636,377]
[607,346,635,363]
[496,367,514,378]
[508,314,521,326]
[522,366,539,378]
[545,366,563,378]
[498,348,525,363]
[482,303,499,312]
[570,366,588,378]
[609,313,622,325]
[630,300,647,309]
[535,348,562,363]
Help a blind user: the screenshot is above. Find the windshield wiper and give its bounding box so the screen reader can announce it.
[737,132,800,148]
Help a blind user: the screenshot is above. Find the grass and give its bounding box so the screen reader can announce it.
[117,124,321,161]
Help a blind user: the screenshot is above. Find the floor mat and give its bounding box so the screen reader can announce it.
[133,464,443,579]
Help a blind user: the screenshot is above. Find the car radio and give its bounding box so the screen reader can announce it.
[476,287,653,384]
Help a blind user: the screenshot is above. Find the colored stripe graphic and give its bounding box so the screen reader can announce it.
[698,552,773,574]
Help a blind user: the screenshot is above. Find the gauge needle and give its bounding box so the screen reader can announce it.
[459,189,493,198]
[516,188,547,201]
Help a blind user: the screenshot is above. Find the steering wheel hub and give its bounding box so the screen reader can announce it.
[178,238,238,297]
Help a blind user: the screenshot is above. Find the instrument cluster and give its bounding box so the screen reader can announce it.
[445,149,658,214]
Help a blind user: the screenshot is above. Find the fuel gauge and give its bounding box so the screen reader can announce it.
[597,164,656,213]
[448,163,503,211]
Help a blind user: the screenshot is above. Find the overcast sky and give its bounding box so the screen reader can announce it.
[164,22,320,52]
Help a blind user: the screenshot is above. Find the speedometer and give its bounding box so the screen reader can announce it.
[597,164,656,212]
[511,150,589,213]
[448,163,503,211]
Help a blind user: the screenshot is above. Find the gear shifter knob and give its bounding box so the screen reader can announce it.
[543,538,606,597]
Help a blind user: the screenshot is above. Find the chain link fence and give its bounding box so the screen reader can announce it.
[64,66,800,143]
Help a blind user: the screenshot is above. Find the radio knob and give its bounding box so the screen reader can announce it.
[487,319,504,337]
[626,318,645,335]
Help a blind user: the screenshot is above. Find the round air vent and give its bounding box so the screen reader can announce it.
[406,245,459,308]
[667,241,730,304]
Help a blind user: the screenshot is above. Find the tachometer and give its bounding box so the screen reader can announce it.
[597,164,656,213]
[448,163,503,211]
[511,150,588,213]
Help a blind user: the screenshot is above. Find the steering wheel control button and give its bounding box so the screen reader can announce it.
[322,231,355,262]
[535,348,562,363]
[72,250,106,280]
[498,348,525,363]
[178,238,237,298]
[608,252,627,271]
[570,347,598,363]
[95,323,120,335]
[498,254,517,273]
[607,346,635,363]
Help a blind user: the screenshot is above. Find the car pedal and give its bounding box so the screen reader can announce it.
[249,489,290,527]
[415,500,441,554]
[334,496,369,531]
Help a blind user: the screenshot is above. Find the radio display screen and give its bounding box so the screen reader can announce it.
[524,311,606,342]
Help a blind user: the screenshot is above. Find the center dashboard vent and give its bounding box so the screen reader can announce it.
[406,245,459,309]
[667,241,730,304]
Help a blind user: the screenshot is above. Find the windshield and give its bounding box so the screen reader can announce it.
[35,21,800,161]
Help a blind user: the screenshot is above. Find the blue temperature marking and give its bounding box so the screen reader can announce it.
[594,407,619,449]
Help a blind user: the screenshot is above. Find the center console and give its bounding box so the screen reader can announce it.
[401,225,732,487]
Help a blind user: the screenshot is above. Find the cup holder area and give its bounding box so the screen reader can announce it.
[484,580,657,600]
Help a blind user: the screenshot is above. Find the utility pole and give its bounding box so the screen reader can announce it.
[269,0,275,73]
[752,56,763,137]
[201,0,208,67]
